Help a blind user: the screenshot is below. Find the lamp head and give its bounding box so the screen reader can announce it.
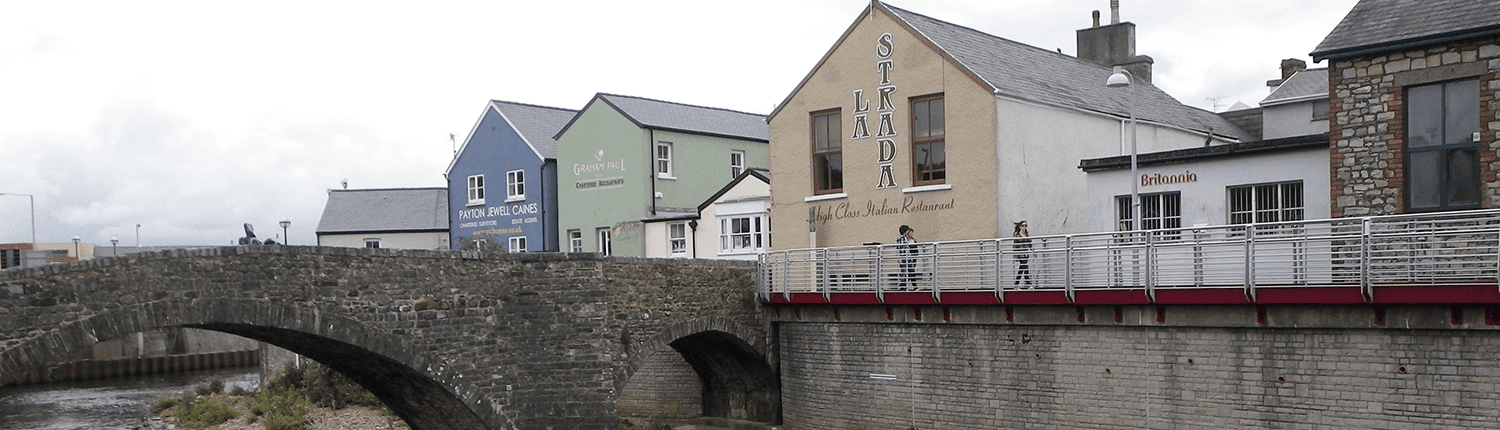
[280,220,291,229]
[1106,70,1132,87]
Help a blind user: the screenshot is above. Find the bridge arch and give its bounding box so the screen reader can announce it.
[624,317,779,423]
[0,298,503,430]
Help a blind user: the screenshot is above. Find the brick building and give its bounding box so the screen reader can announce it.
[1312,0,1500,217]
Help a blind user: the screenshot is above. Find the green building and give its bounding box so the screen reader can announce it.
[555,93,768,257]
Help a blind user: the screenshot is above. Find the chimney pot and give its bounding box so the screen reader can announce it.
[1092,10,1100,28]
[1280,58,1307,80]
[1110,0,1120,24]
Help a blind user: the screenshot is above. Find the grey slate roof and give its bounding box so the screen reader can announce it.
[1311,0,1500,61]
[586,93,769,142]
[697,168,771,213]
[1080,133,1329,172]
[316,188,448,234]
[1260,68,1329,106]
[821,3,1252,141]
[491,100,577,159]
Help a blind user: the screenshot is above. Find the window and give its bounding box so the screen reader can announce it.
[1311,99,1329,121]
[719,215,767,253]
[506,170,525,202]
[1228,181,1304,224]
[1407,79,1479,211]
[364,239,381,249]
[508,236,527,253]
[730,150,745,178]
[466,175,485,205]
[669,222,687,256]
[1,249,20,269]
[911,96,946,185]
[656,142,674,178]
[812,111,843,194]
[1116,192,1181,231]
[597,228,612,255]
[568,230,582,253]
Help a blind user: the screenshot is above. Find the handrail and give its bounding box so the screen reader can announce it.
[757,209,1500,303]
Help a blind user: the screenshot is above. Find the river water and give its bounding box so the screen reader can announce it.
[0,367,258,429]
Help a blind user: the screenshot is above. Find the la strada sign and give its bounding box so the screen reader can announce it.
[848,33,901,191]
[813,195,956,223]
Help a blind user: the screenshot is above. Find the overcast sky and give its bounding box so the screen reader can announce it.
[0,0,1358,247]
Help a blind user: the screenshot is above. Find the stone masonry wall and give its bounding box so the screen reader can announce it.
[0,246,765,430]
[781,321,1500,429]
[1329,37,1500,217]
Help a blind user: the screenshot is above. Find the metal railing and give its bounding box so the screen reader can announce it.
[759,209,1500,303]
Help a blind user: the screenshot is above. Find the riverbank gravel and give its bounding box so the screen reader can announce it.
[136,393,409,430]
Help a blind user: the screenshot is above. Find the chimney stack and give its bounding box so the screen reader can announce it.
[1266,58,1308,89]
[1077,1,1153,83]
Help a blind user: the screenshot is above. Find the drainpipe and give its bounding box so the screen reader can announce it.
[649,129,657,216]
[540,161,551,251]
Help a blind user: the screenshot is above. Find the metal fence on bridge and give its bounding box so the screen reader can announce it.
[759,209,1500,304]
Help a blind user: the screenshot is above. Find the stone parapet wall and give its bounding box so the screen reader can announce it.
[1329,37,1500,217]
[0,246,765,430]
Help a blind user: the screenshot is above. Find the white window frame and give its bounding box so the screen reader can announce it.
[669,222,688,257]
[1228,181,1304,225]
[508,236,527,253]
[568,229,582,253]
[597,228,612,255]
[505,169,525,202]
[466,174,485,206]
[719,214,767,254]
[364,238,381,249]
[730,150,745,178]
[656,142,674,179]
[1115,192,1182,232]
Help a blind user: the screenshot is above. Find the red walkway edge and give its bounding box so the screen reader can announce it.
[766,284,1500,305]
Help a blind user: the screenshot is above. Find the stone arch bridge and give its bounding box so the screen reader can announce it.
[0,246,776,429]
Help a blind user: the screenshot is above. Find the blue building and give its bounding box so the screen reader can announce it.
[446,100,577,252]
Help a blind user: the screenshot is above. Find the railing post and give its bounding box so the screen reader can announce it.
[1245,225,1257,302]
[820,250,831,303]
[1361,218,1372,302]
[757,254,768,301]
[1145,231,1156,302]
[994,239,1006,303]
[874,244,885,303]
[780,257,790,302]
[930,243,942,303]
[1064,235,1074,299]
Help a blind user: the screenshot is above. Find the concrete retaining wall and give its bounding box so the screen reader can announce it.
[779,319,1500,429]
[9,349,259,385]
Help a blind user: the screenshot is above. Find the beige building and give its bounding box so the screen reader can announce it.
[767,2,1251,249]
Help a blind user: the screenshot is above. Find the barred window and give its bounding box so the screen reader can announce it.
[1116,192,1181,231]
[1228,181,1304,224]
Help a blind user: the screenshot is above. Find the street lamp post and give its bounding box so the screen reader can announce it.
[1106,68,1141,233]
[72,236,81,259]
[136,224,141,250]
[0,193,35,244]
[111,238,118,257]
[280,220,291,246]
